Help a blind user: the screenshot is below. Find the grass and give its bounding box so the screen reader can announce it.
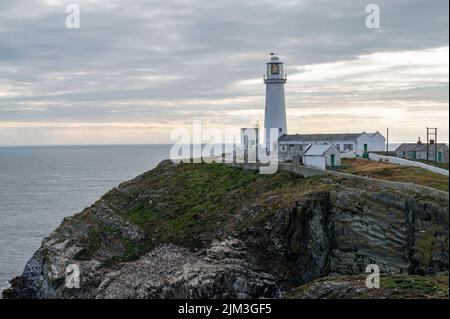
[73,228,103,260]
[381,274,439,295]
[339,158,449,192]
[103,239,143,267]
[287,273,449,299]
[96,162,333,265]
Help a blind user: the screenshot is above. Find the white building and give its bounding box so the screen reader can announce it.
[303,144,341,170]
[240,127,260,153]
[264,53,287,151]
[279,132,385,159]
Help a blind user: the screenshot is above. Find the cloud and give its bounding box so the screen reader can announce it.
[0,0,448,145]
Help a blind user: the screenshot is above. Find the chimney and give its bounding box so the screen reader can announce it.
[417,137,422,144]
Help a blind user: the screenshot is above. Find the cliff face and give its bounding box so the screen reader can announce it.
[3,161,448,299]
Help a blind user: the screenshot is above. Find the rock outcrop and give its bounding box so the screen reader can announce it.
[3,161,448,299]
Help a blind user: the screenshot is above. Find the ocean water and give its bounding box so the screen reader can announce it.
[0,144,172,289]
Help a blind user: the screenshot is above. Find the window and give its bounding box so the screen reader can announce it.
[344,144,353,151]
[271,63,280,75]
[289,145,295,152]
[336,144,340,151]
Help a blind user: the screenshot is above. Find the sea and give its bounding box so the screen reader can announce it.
[0,144,172,290]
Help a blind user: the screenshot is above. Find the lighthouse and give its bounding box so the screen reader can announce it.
[264,53,287,151]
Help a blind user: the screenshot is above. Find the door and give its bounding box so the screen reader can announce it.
[363,144,368,158]
[438,151,442,162]
[330,154,335,167]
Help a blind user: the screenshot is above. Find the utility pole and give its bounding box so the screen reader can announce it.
[435,129,438,163]
[426,127,438,164]
[427,127,429,163]
[386,128,389,155]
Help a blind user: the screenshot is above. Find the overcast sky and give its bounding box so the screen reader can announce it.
[0,0,448,145]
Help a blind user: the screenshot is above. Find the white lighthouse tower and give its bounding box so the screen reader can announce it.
[264,53,287,151]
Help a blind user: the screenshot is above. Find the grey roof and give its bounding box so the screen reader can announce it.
[303,144,334,156]
[395,143,419,152]
[279,133,362,142]
[370,132,385,138]
[396,143,448,152]
[414,143,448,152]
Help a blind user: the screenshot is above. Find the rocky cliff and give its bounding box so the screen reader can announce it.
[3,161,449,299]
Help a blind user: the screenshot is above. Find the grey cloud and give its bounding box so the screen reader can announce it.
[0,0,448,143]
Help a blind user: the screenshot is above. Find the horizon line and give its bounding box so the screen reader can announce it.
[1,141,449,148]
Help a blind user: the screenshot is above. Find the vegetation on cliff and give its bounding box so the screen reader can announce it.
[287,273,449,299]
[66,161,333,266]
[3,160,449,299]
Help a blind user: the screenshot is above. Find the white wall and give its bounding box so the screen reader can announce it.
[370,132,386,152]
[355,133,370,156]
[280,133,385,157]
[325,147,341,167]
[304,156,326,170]
[330,140,356,152]
[369,153,449,176]
[341,151,356,159]
[356,133,386,156]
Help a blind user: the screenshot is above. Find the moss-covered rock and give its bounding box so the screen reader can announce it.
[287,273,449,299]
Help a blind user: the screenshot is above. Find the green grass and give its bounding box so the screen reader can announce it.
[286,274,449,299]
[73,228,103,260]
[381,274,439,295]
[103,239,144,267]
[96,162,332,265]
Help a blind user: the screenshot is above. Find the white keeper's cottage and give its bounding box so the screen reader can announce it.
[279,132,386,163]
[303,144,341,170]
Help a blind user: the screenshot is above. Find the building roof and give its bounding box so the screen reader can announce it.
[279,133,363,142]
[414,143,448,152]
[395,143,419,152]
[303,144,335,156]
[396,143,448,152]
